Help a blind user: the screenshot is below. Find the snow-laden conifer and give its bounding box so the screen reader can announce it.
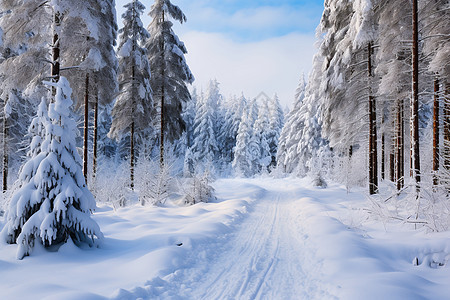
[220,95,247,164]
[1,77,103,259]
[190,90,219,173]
[253,99,271,171]
[146,0,194,150]
[233,106,259,177]
[277,74,306,172]
[109,0,153,142]
[109,0,153,189]
[267,94,284,166]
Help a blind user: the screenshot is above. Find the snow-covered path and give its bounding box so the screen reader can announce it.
[190,190,313,299]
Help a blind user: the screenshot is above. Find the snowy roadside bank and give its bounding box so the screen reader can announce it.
[0,180,257,299]
[287,177,450,300]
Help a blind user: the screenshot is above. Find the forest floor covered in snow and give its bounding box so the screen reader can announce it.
[0,177,449,299]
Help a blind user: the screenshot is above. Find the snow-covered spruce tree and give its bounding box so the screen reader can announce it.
[253,98,271,172]
[220,94,247,165]
[190,89,219,174]
[146,0,194,165]
[205,79,225,155]
[1,89,35,191]
[0,0,52,190]
[277,74,306,173]
[267,94,284,168]
[109,0,153,189]
[182,88,197,176]
[1,77,103,259]
[0,0,50,99]
[97,103,116,159]
[56,0,119,180]
[233,105,259,177]
[2,97,49,195]
[318,0,354,150]
[277,65,328,177]
[183,87,198,150]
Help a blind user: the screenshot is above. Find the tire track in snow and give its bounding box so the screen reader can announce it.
[187,184,322,300]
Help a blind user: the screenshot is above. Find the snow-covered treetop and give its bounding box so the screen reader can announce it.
[119,0,150,51]
[149,0,187,24]
[349,0,377,48]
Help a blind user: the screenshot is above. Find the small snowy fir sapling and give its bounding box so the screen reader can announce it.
[143,162,172,205]
[1,77,103,259]
[183,171,215,205]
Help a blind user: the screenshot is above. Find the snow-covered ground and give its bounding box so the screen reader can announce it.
[0,177,449,299]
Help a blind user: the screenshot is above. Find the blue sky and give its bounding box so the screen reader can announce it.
[116,0,324,107]
[170,0,324,41]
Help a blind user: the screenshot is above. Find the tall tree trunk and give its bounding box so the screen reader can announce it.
[368,42,378,195]
[390,112,395,182]
[381,111,385,180]
[130,0,137,190]
[83,73,89,182]
[396,99,405,190]
[159,11,166,169]
[389,150,395,182]
[411,0,420,192]
[2,98,8,193]
[130,121,135,190]
[92,87,99,179]
[51,8,61,92]
[444,83,450,180]
[433,78,440,186]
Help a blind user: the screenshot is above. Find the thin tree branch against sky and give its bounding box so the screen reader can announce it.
[116,0,324,108]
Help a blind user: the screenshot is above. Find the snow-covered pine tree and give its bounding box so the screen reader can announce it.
[182,88,197,176]
[267,94,284,167]
[0,0,52,190]
[317,0,355,151]
[109,0,153,189]
[233,104,259,177]
[146,0,194,166]
[277,68,328,177]
[190,90,219,174]
[1,90,35,191]
[253,98,271,172]
[183,87,198,150]
[0,0,50,99]
[97,103,116,159]
[220,94,247,164]
[205,79,225,154]
[26,98,49,158]
[232,109,251,177]
[1,77,103,260]
[277,74,306,172]
[55,0,118,180]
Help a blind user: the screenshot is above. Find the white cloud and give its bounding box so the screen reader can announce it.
[181,31,317,108]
